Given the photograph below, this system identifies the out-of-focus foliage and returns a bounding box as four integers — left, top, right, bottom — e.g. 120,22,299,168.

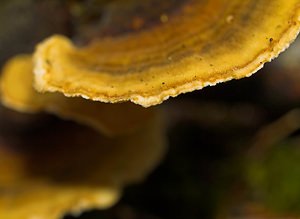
247,140,300,213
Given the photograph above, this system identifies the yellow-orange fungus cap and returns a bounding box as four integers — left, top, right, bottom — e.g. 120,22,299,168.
33,0,300,107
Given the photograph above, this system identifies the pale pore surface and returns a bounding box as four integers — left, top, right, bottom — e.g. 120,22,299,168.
33,0,300,107
0,55,154,136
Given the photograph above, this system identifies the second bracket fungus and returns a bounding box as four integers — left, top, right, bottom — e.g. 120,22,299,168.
0,114,165,219
0,56,166,218
33,0,300,107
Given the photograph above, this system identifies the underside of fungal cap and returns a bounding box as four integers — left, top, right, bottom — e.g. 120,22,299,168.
34,0,300,107
0,55,155,136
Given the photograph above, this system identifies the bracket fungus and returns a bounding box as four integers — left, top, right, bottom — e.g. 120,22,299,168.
33,0,300,107
0,113,166,219
1,0,300,218
0,54,166,218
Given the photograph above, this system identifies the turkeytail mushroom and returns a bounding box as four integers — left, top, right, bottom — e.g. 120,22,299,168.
1,0,300,218
33,0,300,107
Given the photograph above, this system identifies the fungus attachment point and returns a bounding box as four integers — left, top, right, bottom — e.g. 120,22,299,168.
33,0,300,107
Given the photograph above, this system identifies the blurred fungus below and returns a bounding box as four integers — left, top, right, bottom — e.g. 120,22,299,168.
1,0,300,218
0,113,165,219
0,54,166,218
